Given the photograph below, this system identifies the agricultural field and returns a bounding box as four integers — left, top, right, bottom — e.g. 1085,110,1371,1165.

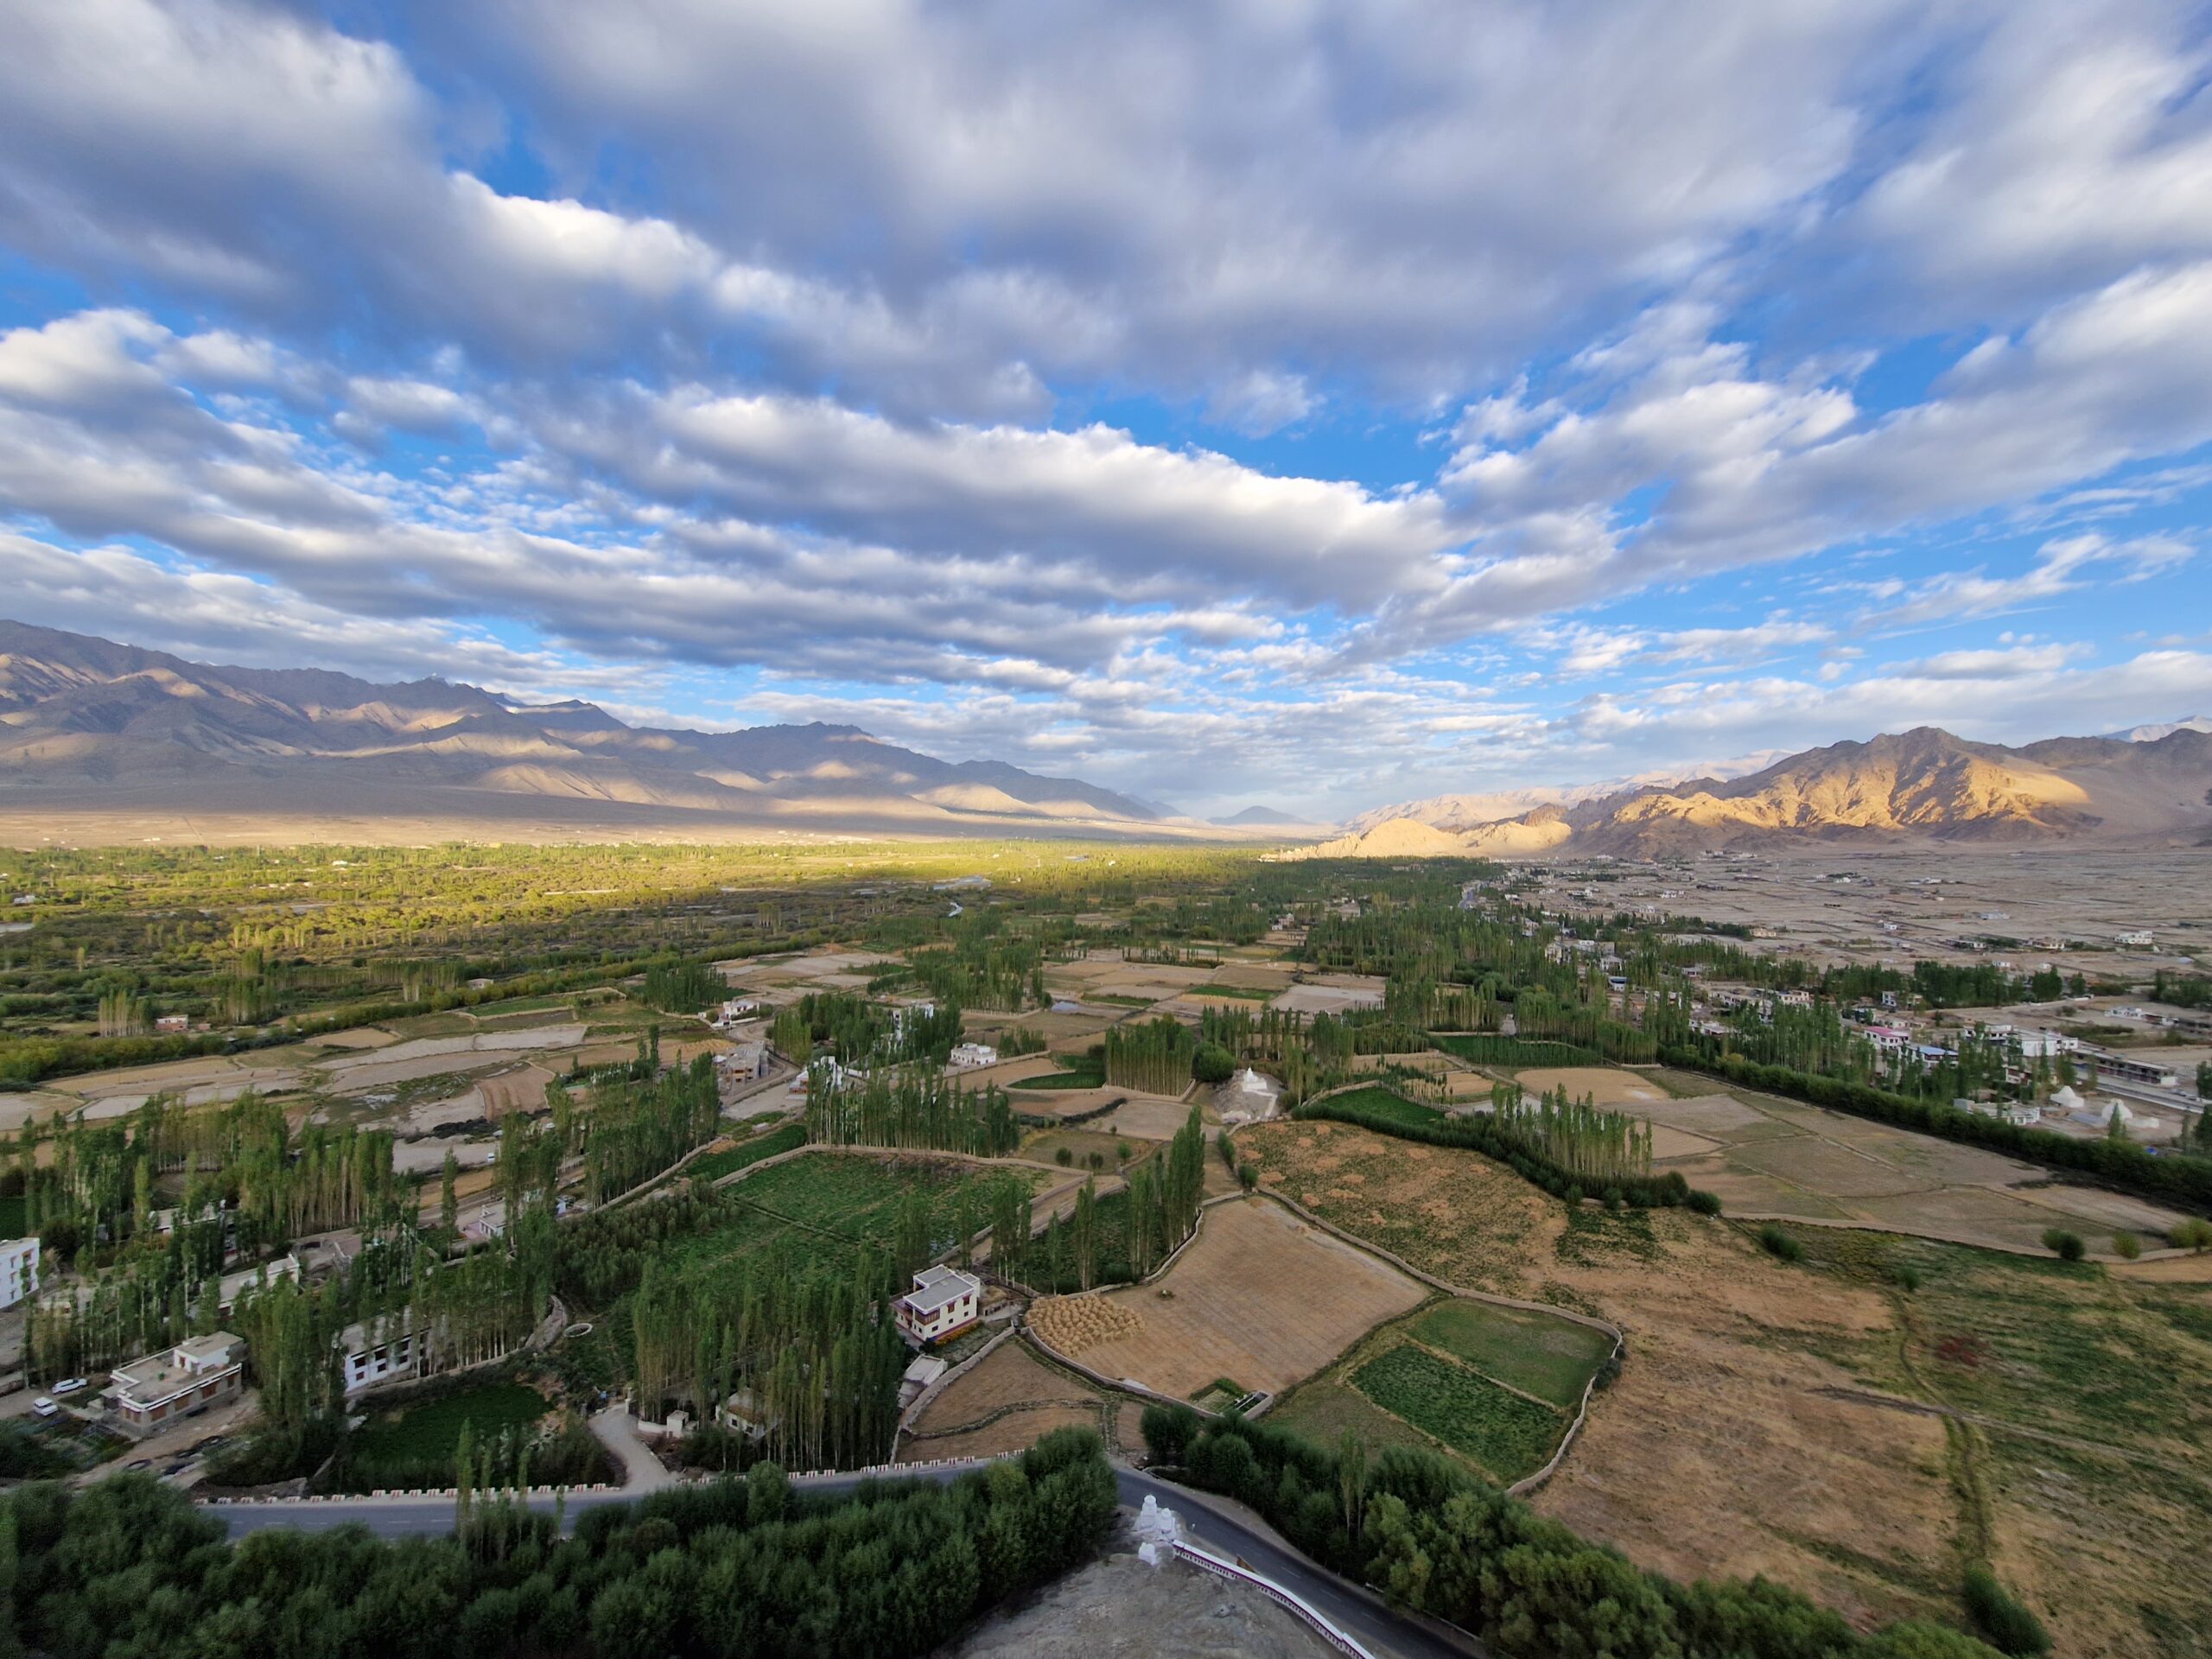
1037,1196,1425,1399
1625,1065,2198,1255
1238,1116,1553,1293
1349,1341,1567,1483
1403,1299,1614,1409
898,1341,1110,1463
671,1150,1037,1289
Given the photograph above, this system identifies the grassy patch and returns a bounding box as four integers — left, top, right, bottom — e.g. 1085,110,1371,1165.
689,1122,805,1182
1014,1056,1107,1090
1407,1300,1613,1409
1308,1085,1444,1128
1269,1377,1439,1457
347,1381,549,1478
1189,984,1277,1001
1351,1342,1565,1482
1554,1203,1664,1266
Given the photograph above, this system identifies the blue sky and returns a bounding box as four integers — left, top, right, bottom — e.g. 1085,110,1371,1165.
2,1,2209,819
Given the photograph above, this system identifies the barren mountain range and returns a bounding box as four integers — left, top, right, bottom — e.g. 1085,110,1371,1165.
1310,726,2212,857
7,622,2210,852
0,620,1167,840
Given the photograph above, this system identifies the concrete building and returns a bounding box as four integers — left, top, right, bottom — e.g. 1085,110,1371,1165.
896,1265,982,1347
899,1353,949,1408
338,1309,423,1395
216,1254,301,1314
948,1042,999,1070
107,1333,245,1436
0,1236,39,1310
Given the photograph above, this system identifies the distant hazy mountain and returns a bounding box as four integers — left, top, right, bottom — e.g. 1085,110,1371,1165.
2107,715,2212,742
1309,726,2212,857
0,620,1162,835
1208,804,1330,828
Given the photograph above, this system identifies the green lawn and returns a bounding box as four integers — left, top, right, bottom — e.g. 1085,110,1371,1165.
1351,1343,1566,1483
1407,1300,1613,1409
348,1381,550,1475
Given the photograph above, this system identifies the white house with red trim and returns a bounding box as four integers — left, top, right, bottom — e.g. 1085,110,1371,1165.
896,1265,982,1347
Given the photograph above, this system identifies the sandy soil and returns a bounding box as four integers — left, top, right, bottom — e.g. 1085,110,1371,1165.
1065,1198,1425,1399
911,1342,1097,1433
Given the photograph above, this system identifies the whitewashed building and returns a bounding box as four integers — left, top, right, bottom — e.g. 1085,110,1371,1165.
948,1042,999,1070
896,1265,982,1347
0,1237,39,1310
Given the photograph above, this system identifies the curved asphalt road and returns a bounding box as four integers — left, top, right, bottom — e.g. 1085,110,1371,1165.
209,1462,1476,1659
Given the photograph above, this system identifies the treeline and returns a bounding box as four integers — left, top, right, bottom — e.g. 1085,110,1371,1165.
11,1088,406,1281
0,1427,1119,1659
1142,1408,2006,1659
804,1066,1020,1157
577,1055,724,1204
1104,1014,1196,1093
1017,1105,1208,1291
1298,1089,1704,1212
1495,1084,1654,1185
641,954,726,1013
769,992,963,1069
1662,1046,2212,1212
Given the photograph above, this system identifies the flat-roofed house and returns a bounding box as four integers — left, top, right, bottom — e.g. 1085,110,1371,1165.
895,1265,982,1347
0,1236,39,1310
108,1333,245,1436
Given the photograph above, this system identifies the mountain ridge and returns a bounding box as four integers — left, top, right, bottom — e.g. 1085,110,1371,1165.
0,620,1166,836
1307,725,2212,857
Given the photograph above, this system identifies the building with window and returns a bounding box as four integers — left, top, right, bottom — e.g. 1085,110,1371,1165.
0,1237,39,1310
895,1265,982,1347
107,1333,245,1436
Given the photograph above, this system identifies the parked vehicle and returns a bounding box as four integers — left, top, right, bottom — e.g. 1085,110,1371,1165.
30,1397,57,1417
51,1377,87,1397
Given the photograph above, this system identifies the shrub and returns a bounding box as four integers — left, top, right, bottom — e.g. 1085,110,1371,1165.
1192,1042,1237,1085
2109,1230,2140,1261
1237,1162,1260,1192
1686,1188,1722,1217
1601,1186,1624,1212
2170,1217,2212,1253
1758,1224,1803,1263
1963,1564,2051,1656
1054,1147,1072,1166
2039,1228,2085,1262
1891,1263,1923,1293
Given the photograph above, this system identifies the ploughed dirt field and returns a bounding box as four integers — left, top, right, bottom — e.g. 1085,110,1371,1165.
1034,1196,1425,1401
1512,1065,1671,1105
1235,1115,2212,1656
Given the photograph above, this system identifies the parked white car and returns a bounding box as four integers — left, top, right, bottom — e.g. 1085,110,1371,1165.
30,1396,57,1417
51,1377,87,1397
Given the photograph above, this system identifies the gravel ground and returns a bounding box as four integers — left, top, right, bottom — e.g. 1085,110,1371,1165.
950,1539,1339,1658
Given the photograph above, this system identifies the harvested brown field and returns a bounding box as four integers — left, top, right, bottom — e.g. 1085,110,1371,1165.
896,1406,1102,1462
1243,1126,1961,1633
906,1341,1098,1443
1238,1118,1552,1293
1513,1065,1669,1105
1029,1294,1143,1355
1064,1198,1425,1399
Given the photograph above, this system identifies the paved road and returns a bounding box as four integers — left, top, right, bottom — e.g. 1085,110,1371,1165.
210,1461,1475,1659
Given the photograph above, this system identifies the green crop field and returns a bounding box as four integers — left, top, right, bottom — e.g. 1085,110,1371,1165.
1351,1342,1566,1482
1013,1057,1106,1090
1307,1085,1444,1128
688,1122,805,1182
1407,1300,1614,1409
672,1153,1032,1289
